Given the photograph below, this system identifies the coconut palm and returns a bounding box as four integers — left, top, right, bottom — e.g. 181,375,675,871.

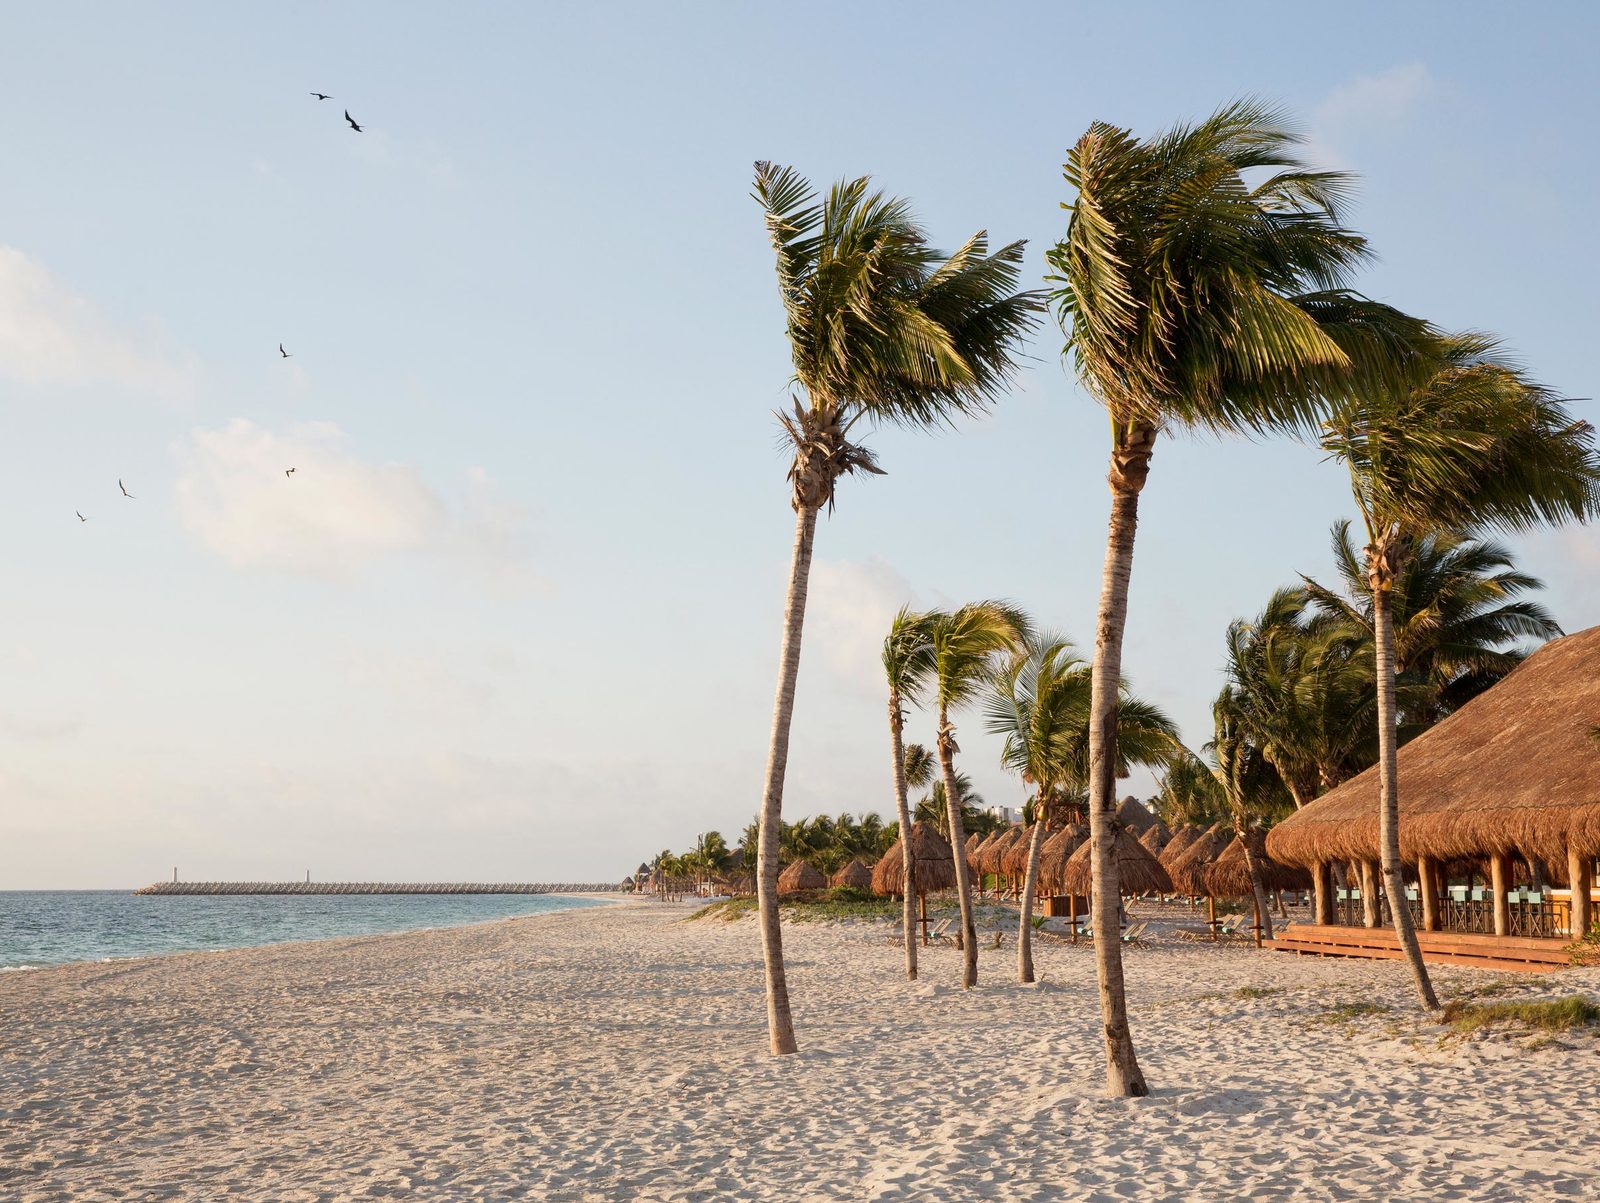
1151,755,1228,828
1304,520,1564,724
1045,100,1427,1095
882,607,937,980
984,635,1178,982
927,602,1031,987
750,164,1042,1055
914,774,986,840
1205,695,1296,939
1318,330,1600,1009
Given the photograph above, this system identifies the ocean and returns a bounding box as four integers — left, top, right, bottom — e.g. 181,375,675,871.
0,890,608,970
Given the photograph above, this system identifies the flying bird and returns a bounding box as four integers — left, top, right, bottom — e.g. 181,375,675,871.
279,343,292,358
76,511,88,523
344,109,363,133
285,467,296,479
119,479,134,499
310,92,333,101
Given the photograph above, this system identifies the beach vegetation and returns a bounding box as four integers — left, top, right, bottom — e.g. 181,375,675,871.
1439,996,1600,1035
750,162,1042,1054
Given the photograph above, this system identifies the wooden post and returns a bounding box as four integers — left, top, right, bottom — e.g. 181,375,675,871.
1360,860,1381,928
1418,854,1439,932
1069,892,1078,945
1208,894,1217,942
1312,861,1333,925
1490,852,1510,937
1252,893,1262,949
1568,846,1593,939
919,892,929,947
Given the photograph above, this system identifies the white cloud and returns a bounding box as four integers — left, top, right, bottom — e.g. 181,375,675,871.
173,418,529,579
805,557,918,695
0,245,193,399
1305,63,1435,170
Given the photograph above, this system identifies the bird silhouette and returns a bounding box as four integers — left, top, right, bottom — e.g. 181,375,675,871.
76,511,88,523
119,479,134,499
344,110,363,133
279,343,292,358
310,92,333,101
285,468,296,479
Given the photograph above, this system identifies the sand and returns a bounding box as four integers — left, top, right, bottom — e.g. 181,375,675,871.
4,898,1599,1202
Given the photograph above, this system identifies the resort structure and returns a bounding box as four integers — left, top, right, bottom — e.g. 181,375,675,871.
1268,625,1600,970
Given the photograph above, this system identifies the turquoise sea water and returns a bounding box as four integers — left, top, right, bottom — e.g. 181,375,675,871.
0,890,608,970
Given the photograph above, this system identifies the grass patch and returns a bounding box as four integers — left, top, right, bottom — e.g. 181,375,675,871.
1440,996,1600,1035
1309,1001,1391,1028
687,887,897,924
1235,986,1284,1000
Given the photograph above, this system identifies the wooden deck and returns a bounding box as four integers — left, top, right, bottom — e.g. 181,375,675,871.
1266,922,1571,973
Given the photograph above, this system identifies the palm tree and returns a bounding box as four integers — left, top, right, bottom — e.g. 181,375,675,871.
914,774,985,840
882,609,937,979
928,602,1030,987
1304,520,1564,724
1318,330,1600,1009
1205,695,1296,939
751,164,1042,1055
984,635,1177,981
1152,755,1228,828
1045,100,1424,1096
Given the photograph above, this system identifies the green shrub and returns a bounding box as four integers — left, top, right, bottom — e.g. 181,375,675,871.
1440,996,1600,1034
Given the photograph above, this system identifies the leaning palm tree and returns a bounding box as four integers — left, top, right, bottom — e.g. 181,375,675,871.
1205,694,1296,939
1045,99,1426,1095
883,608,938,980
1318,330,1600,1009
928,602,1030,987
985,634,1177,982
750,164,1042,1054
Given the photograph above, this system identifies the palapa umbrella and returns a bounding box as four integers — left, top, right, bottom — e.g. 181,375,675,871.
871,823,957,946
980,826,1023,879
1001,825,1039,878
1158,824,1203,870
1138,824,1168,857
777,859,826,896
1037,823,1089,893
1115,796,1159,834
1203,832,1311,947
1058,828,1173,898
870,823,957,896
1165,822,1232,896
830,858,873,890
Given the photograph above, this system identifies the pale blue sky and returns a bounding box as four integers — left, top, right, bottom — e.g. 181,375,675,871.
4,3,1597,887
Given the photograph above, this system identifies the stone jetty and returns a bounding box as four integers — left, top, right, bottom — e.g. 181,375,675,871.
134,881,622,896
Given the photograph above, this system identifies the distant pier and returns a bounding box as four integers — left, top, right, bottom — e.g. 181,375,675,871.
134,881,622,896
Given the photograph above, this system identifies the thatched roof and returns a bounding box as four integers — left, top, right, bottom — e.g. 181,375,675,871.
1058,828,1173,896
977,826,1023,875
830,858,873,890
1137,825,1167,857
636,862,651,878
1268,626,1600,869
1001,825,1040,876
1037,823,1088,892
1116,796,1158,833
1158,823,1202,869
870,823,957,896
1166,822,1231,895
1203,833,1311,897
964,832,983,874
777,859,825,895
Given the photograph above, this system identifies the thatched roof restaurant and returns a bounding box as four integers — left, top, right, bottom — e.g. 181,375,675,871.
830,858,873,890
1058,829,1173,897
777,859,825,895
870,823,957,897
1267,626,1600,950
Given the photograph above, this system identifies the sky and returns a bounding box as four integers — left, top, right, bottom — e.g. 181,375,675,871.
3,3,1598,888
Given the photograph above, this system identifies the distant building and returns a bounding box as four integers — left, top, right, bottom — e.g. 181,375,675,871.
985,805,1023,827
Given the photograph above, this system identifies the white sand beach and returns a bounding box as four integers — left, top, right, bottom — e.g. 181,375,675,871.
5,899,1599,1202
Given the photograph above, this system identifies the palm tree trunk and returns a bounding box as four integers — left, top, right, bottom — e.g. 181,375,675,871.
1371,570,1439,1010
1016,812,1048,982
1237,825,1274,942
756,504,820,1055
936,709,978,987
887,693,919,980
1086,433,1154,1098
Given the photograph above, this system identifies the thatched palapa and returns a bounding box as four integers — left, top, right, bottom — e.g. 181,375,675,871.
870,823,956,896
1116,796,1159,834
1058,829,1173,896
978,826,1022,876
777,859,825,895
1158,824,1202,869
1137,825,1167,857
1037,823,1088,892
1001,825,1039,876
830,858,873,890
1203,834,1312,898
1268,626,1600,870
1166,822,1231,895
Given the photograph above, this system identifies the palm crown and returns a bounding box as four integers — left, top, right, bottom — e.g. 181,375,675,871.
1047,99,1426,441
930,602,1032,713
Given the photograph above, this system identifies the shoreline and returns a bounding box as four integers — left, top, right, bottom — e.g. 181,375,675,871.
5,898,1598,1201
0,890,621,976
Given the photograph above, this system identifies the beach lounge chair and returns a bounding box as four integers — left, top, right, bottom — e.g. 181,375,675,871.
1119,922,1149,946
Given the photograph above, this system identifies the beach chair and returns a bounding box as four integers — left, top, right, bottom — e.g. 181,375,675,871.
1119,922,1149,946
929,919,956,946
